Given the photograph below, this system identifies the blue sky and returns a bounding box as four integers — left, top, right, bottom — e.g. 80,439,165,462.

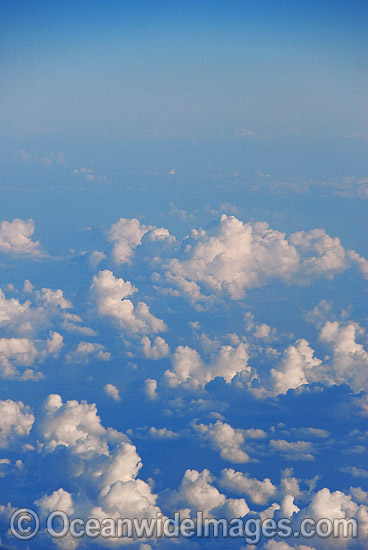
0,2,367,549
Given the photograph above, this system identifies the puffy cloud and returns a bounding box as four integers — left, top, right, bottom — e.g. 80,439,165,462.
35,288,72,309
271,339,322,395
0,218,41,256
280,494,300,517
91,478,161,525
320,321,368,392
104,383,121,401
42,394,115,454
33,394,164,546
165,342,251,389
269,440,315,461
91,270,167,334
41,394,145,487
298,487,368,546
193,420,250,463
0,289,30,331
220,468,277,505
66,342,111,364
171,469,248,519
0,330,63,379
141,336,169,359
289,228,348,278
108,218,173,264
265,543,316,550
348,249,368,279
144,378,158,400
162,216,362,301
35,488,74,517
149,427,178,439
166,215,299,299
0,399,34,448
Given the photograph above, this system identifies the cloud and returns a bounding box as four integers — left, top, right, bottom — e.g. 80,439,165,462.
193,420,251,463
0,218,42,257
144,378,158,400
104,383,121,401
66,342,111,364
141,336,169,359
220,468,277,505
0,399,34,448
270,439,315,461
91,270,167,334
0,332,63,379
163,215,361,301
35,488,74,516
31,394,164,546
165,341,251,389
108,218,173,264
149,427,178,439
171,468,249,519
271,339,322,395
319,321,368,392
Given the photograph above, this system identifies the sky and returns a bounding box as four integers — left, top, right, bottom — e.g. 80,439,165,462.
0,1,367,549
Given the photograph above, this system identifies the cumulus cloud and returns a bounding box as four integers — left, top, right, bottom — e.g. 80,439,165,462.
171,468,249,519
108,218,173,264
66,342,111,364
91,270,167,334
31,394,164,546
193,420,251,463
165,342,251,389
0,218,42,257
298,487,368,547
144,378,158,400
319,321,368,392
0,331,63,379
271,339,322,395
35,488,74,516
0,399,34,448
149,427,178,438
270,439,315,461
104,383,121,401
220,468,277,505
162,215,362,301
141,336,169,359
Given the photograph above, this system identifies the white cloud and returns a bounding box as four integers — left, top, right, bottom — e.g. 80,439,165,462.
220,468,277,505
149,427,178,438
108,218,173,264
34,394,163,546
35,288,72,309
271,339,322,395
165,342,251,389
144,378,158,400
0,400,34,448
163,215,361,301
0,331,63,379
289,228,348,278
91,270,167,334
298,487,368,546
171,468,248,519
104,383,121,401
348,249,368,279
319,321,368,392
0,218,41,257
270,439,315,461
141,336,170,359
35,488,74,517
66,342,111,364
193,420,250,463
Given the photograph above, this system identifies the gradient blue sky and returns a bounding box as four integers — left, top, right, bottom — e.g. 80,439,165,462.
0,3,367,550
